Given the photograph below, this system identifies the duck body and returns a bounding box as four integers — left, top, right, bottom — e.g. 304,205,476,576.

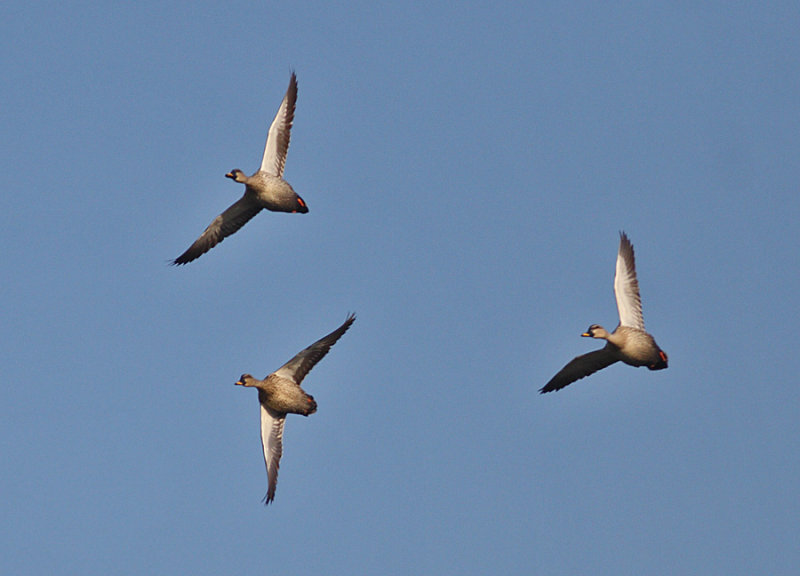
586,324,668,370
237,374,317,416
225,170,307,214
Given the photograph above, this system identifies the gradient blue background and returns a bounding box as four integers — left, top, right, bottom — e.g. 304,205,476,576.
3,2,799,574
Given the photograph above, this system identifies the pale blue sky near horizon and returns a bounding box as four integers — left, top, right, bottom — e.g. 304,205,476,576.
2,2,799,574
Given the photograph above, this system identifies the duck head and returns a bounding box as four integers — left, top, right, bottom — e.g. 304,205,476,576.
225,169,247,182
581,324,610,339
235,374,256,387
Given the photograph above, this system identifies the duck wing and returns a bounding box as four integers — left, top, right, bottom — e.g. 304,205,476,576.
614,232,645,330
260,72,297,178
173,195,262,265
272,313,356,385
258,398,286,505
540,348,618,393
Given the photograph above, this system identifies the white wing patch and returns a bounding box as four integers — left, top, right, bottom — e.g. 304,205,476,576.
614,232,645,330
260,403,286,504
260,73,297,178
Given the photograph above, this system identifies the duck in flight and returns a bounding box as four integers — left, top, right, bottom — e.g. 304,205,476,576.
173,72,308,265
235,314,355,504
540,232,668,393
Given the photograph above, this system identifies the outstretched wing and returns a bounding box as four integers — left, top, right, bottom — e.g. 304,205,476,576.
273,313,356,385
260,72,297,178
259,398,286,505
614,232,645,330
173,195,262,265
540,348,618,393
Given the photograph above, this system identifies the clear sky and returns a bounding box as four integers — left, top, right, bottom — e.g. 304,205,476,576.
2,1,799,574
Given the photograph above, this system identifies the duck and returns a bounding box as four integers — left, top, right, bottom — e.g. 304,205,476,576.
235,313,355,504
540,232,668,393
173,72,308,265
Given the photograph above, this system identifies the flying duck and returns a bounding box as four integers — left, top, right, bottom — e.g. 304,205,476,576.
173,72,308,265
541,232,668,393
236,313,355,504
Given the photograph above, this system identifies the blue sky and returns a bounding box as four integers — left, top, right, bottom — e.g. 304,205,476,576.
2,1,799,574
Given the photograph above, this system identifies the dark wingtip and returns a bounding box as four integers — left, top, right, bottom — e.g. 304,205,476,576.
619,231,636,257
341,312,357,332
172,246,205,265
171,254,193,266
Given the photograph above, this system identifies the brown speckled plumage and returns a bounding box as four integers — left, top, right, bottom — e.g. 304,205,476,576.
235,313,355,504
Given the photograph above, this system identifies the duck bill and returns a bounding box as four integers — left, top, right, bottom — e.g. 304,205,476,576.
581,332,591,337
